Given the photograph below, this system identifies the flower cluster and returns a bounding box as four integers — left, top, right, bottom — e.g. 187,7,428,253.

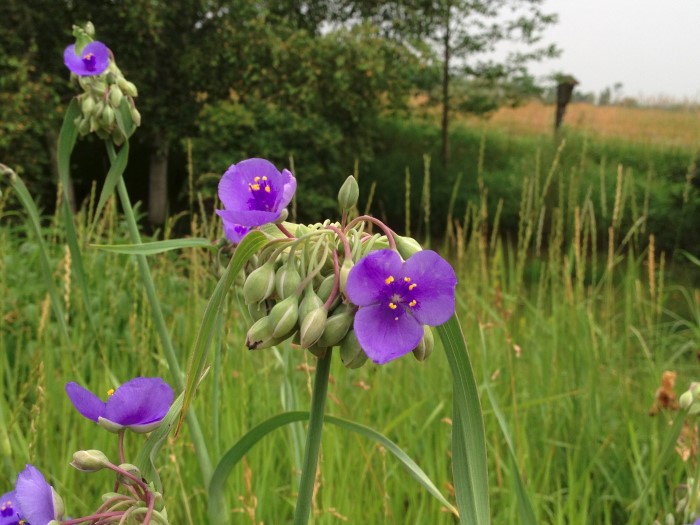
219,158,458,365
63,22,140,144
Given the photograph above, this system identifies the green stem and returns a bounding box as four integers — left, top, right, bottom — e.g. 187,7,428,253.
108,143,212,484
293,350,332,525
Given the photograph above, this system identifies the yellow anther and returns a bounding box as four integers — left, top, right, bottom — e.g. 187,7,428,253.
107,388,115,397
84,53,94,60
404,277,411,282
408,283,417,291
264,185,271,193
262,176,268,181
385,275,394,285
254,176,261,182
388,302,397,310
409,300,417,307
249,183,260,191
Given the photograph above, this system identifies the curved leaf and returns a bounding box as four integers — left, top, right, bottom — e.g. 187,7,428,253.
88,140,130,238
92,237,215,255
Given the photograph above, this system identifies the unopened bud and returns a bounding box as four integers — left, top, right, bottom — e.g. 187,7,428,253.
118,79,138,97
71,449,110,472
78,118,91,136
394,235,423,259
269,296,299,338
317,304,354,347
299,306,328,348
299,288,324,324
84,21,95,36
338,258,354,295
338,175,359,212
276,264,302,299
101,105,115,127
339,329,368,369
243,262,276,304
109,84,124,108
412,326,434,361
246,316,274,350
130,106,141,127
317,274,336,303
81,95,95,116
116,463,141,486
111,126,125,146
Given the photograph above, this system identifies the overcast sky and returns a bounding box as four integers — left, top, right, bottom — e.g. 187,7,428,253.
523,0,700,102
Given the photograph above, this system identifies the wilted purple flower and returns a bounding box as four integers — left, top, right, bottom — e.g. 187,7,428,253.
13,465,60,525
66,377,174,433
217,158,296,243
63,41,110,76
346,249,457,364
0,491,23,525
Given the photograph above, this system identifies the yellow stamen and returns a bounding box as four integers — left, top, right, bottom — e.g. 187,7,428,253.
254,176,261,182
107,388,115,397
404,277,411,282
408,283,417,290
249,183,260,191
264,185,271,193
385,275,394,285
409,300,417,307
262,176,268,180
388,302,397,310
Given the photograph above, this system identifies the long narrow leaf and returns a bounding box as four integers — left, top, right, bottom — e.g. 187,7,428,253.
56,98,99,336
2,165,70,344
92,237,215,255
88,140,130,238
208,411,457,523
177,231,268,433
437,315,490,524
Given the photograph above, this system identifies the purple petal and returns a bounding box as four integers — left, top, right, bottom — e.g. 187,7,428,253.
221,220,250,243
216,208,281,228
218,158,285,211
63,41,110,76
346,249,403,307
65,382,106,422
278,169,297,209
402,250,457,326
0,491,23,525
104,377,174,427
14,465,55,525
353,304,424,364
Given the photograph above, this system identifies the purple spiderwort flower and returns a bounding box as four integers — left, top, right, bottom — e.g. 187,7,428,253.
13,465,62,525
346,249,457,364
0,491,23,525
216,158,296,243
66,377,174,433
63,41,110,76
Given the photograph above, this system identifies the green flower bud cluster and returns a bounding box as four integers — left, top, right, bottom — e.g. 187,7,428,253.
240,220,431,367
70,23,140,145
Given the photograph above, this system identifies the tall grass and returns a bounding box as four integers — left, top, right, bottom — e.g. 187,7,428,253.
1,133,699,523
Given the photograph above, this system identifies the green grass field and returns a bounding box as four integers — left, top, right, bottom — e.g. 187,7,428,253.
1,117,699,523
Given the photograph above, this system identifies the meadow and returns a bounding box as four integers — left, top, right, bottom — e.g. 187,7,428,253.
1,101,700,524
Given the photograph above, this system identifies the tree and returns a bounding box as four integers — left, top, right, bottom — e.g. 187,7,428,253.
336,0,558,166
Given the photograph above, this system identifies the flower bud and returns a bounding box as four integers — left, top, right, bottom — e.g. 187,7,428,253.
275,264,302,299
338,258,354,296
116,463,141,486
130,106,142,127
412,326,434,361
71,449,110,472
243,262,276,304
306,343,328,358
84,21,95,36
78,118,91,136
81,95,95,116
338,175,359,212
109,84,124,108
246,316,274,350
339,329,368,369
394,235,423,259
269,296,299,339
299,306,328,348
118,78,138,97
317,304,354,348
299,288,324,324
101,105,115,127
92,100,105,119
111,126,125,146
317,274,336,303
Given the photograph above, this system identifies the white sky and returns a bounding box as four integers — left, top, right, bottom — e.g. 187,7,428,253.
524,0,700,102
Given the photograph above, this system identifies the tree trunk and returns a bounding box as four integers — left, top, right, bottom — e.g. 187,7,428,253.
47,130,76,212
148,137,169,226
441,10,450,169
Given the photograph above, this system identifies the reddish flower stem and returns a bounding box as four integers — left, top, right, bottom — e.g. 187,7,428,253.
61,511,124,524
276,223,295,238
345,215,396,250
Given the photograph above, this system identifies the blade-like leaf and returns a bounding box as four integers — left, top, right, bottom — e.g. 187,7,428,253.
134,391,185,493
92,237,215,255
88,141,130,238
177,231,268,434
2,165,70,344
208,411,457,523
437,315,490,524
